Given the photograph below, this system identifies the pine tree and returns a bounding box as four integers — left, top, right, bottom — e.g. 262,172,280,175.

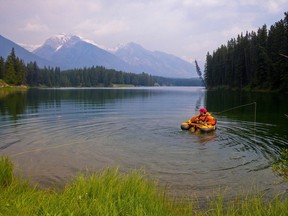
204,12,288,92
0,56,4,80
4,48,17,84
26,61,40,86
15,58,26,85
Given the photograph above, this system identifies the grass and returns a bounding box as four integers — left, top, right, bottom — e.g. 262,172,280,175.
0,156,288,215
272,148,288,181
112,84,135,87
0,157,14,187
0,80,28,99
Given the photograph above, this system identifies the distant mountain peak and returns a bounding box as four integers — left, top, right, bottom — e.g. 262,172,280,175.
113,42,196,77
0,34,57,67
124,42,144,48
124,43,148,52
110,42,145,53
42,33,81,51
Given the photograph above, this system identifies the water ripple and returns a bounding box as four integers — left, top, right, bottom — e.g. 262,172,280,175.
1,87,287,199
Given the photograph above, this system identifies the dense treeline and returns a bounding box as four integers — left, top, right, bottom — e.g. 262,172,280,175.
0,48,201,87
0,50,155,87
153,76,202,86
204,12,288,93
60,68,155,87
0,48,26,86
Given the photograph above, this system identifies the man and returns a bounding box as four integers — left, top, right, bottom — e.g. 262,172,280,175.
189,108,216,126
180,107,217,132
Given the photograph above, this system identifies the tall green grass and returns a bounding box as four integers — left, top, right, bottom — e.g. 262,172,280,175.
0,156,287,215
0,156,14,187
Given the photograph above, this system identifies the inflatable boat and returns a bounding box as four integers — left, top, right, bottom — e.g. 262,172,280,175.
181,121,216,133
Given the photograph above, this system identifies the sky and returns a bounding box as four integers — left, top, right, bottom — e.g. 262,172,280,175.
1,0,287,68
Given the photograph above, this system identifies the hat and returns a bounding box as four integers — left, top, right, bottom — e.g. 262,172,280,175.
199,108,207,113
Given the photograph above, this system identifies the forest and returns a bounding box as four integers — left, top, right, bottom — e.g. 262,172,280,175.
204,12,288,93
0,48,201,87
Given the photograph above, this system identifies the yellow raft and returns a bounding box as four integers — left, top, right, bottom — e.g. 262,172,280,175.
181,121,216,133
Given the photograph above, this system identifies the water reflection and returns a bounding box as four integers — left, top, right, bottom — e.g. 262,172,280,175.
0,90,27,120
0,88,156,120
0,87,287,198
206,89,288,125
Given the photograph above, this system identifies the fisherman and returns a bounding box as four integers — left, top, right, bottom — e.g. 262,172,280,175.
180,107,217,132
189,108,216,126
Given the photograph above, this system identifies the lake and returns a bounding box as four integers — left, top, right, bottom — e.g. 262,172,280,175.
0,87,287,199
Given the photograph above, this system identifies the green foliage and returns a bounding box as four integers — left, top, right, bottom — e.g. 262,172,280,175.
0,156,14,187
41,169,184,215
0,157,192,215
59,67,156,87
205,12,288,93
0,57,4,80
1,156,288,215
153,76,202,86
3,48,26,85
272,148,288,181
1,48,201,88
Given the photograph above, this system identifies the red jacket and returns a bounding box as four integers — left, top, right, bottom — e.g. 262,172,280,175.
190,112,216,126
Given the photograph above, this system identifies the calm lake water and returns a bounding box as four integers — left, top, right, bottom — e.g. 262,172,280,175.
0,87,287,199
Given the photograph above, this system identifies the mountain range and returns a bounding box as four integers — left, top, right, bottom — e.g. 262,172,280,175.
0,35,56,68
0,34,197,78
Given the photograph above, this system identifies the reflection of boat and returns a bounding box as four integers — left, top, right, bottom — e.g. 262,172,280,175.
181,122,216,133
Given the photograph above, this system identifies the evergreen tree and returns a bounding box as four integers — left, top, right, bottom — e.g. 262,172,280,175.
15,58,26,85
55,67,61,87
204,12,288,92
26,61,40,86
255,25,270,88
0,56,4,80
4,48,17,84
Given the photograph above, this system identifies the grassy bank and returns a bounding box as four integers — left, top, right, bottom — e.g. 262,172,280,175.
0,156,287,215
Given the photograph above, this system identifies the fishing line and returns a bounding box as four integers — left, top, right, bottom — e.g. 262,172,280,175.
214,102,257,144
214,102,257,115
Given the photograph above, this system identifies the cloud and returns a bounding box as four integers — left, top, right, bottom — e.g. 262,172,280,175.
0,0,287,68
237,0,288,13
21,22,49,32
265,0,287,13
75,19,129,36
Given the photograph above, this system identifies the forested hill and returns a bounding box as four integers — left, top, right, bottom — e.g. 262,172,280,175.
0,48,202,87
204,12,288,93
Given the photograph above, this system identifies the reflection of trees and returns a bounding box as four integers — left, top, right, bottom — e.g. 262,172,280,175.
205,89,287,124
0,88,156,119
27,88,154,106
0,89,27,120
194,91,205,112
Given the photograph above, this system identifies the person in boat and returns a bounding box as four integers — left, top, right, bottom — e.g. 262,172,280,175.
189,108,216,126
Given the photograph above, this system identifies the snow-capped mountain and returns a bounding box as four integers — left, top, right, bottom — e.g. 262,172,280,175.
1,33,197,78
113,42,196,78
33,34,132,71
33,33,81,59
0,35,56,68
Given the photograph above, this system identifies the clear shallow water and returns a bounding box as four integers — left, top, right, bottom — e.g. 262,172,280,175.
0,87,287,198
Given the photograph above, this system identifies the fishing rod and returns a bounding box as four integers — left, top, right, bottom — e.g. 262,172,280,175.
214,102,257,115
279,53,288,59
213,102,257,131
214,102,257,144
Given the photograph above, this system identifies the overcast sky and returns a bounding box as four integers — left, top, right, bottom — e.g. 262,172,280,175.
1,0,287,67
